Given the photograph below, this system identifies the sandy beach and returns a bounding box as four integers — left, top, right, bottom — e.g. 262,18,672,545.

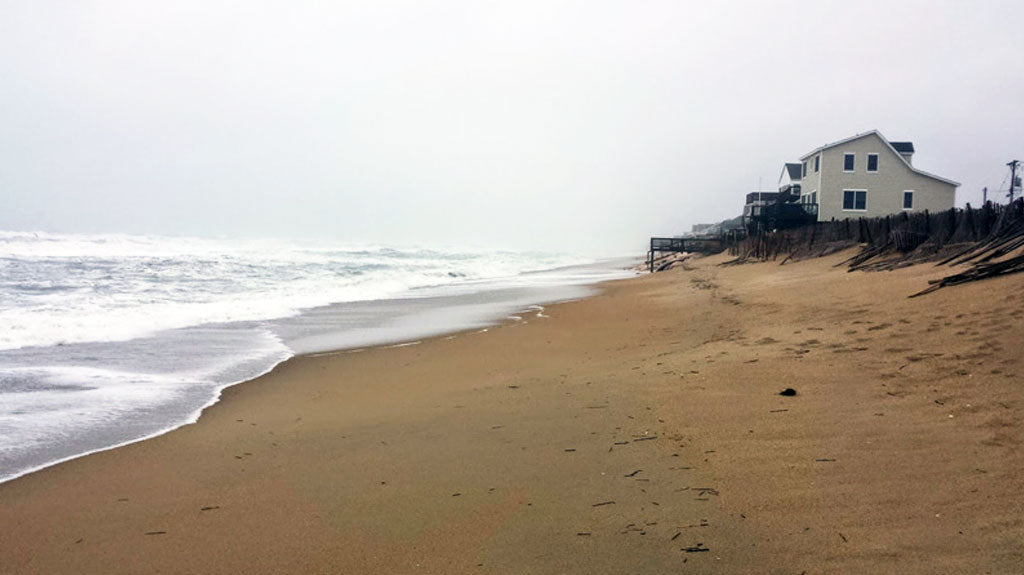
2,251,1023,574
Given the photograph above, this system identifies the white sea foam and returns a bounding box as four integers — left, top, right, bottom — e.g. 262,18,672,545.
0,354,290,484
385,341,421,348
0,327,293,483
0,367,186,449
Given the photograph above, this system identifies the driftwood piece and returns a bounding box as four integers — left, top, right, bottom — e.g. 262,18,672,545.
911,252,1024,297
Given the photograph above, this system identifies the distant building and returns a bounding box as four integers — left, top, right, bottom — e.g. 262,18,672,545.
743,191,780,220
685,217,745,238
742,164,803,222
743,190,815,232
795,130,959,221
778,162,803,196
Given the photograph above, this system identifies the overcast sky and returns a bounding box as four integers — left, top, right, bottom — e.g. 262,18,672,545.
1,1,1022,255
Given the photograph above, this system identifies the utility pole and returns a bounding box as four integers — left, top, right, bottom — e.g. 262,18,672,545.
983,186,988,204
1009,160,1021,203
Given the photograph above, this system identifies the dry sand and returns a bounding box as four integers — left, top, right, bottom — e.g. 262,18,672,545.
2,251,1023,574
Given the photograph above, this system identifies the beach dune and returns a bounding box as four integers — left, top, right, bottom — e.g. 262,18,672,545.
2,251,1023,574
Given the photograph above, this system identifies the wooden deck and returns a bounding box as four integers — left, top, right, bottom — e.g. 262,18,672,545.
647,236,724,272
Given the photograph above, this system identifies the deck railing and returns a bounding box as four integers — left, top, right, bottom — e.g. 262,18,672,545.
747,202,818,230
647,236,725,271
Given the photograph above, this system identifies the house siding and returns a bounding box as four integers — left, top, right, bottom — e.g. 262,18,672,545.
811,133,955,222
802,154,822,206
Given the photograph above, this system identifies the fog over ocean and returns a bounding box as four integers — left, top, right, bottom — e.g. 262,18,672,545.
0,231,634,482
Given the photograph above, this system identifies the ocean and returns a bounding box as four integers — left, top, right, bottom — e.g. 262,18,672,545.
0,231,634,483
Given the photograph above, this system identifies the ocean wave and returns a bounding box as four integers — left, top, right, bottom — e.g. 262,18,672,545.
0,231,592,350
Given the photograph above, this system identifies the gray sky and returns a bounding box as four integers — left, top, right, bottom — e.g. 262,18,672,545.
2,1,1022,255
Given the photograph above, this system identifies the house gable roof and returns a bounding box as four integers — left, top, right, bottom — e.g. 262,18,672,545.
779,163,802,185
798,130,960,187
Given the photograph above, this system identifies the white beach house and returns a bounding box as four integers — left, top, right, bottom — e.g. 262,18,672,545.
793,130,959,221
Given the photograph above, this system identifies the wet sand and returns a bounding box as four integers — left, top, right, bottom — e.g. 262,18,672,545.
2,251,1023,574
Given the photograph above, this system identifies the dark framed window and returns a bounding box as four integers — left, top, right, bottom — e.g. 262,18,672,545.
814,155,819,172
867,154,878,172
903,191,914,209
802,162,807,178
843,190,867,210
843,153,855,171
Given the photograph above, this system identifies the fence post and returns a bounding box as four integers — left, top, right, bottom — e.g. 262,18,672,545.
964,203,976,240
943,207,957,246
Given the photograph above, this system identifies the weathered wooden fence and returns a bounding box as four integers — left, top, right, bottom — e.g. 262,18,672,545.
730,201,1022,265
726,200,1024,295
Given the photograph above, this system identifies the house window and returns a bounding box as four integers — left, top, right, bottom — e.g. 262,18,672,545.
802,162,807,178
811,191,817,205
842,190,867,211
867,154,878,172
843,153,855,172
903,191,914,210
814,155,819,172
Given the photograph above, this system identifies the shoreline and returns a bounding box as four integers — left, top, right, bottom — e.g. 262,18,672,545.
0,274,629,486
0,232,636,488
3,252,1023,573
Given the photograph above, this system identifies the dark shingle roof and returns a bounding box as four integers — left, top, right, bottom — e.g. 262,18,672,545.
890,141,915,154
785,163,802,180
